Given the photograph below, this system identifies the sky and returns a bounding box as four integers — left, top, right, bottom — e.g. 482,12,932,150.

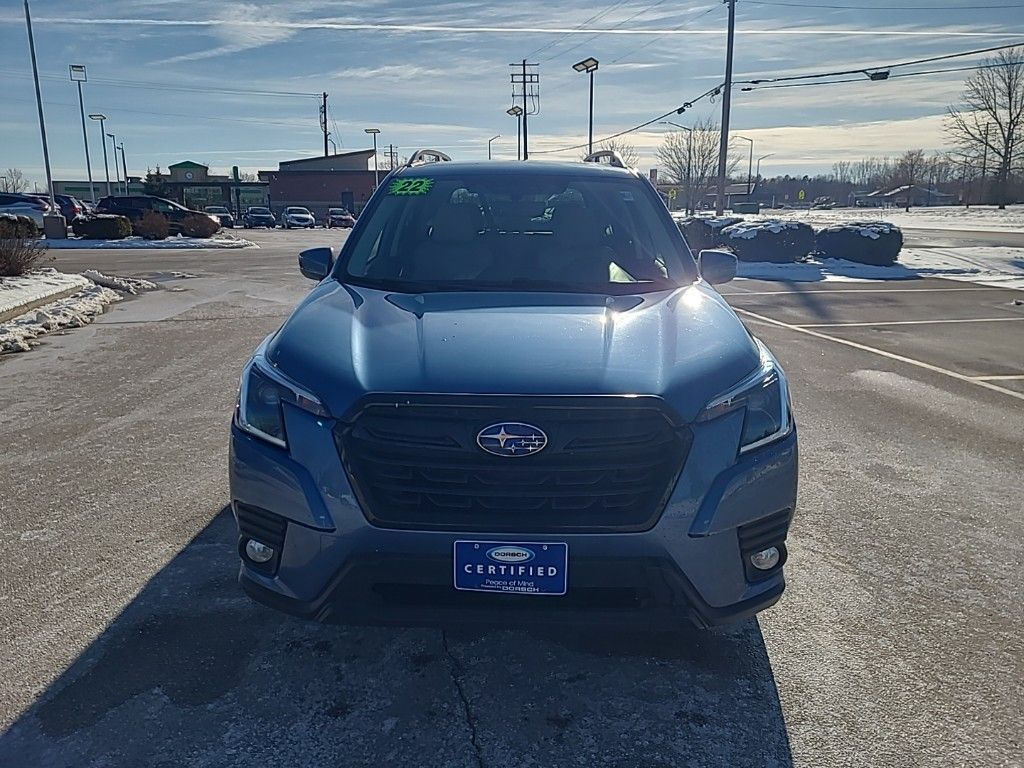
0,0,1021,186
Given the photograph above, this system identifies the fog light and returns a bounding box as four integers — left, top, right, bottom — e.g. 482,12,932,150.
750,546,780,571
245,539,275,564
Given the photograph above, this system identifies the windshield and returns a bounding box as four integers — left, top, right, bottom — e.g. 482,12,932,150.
206,206,228,213
286,207,310,214
339,170,696,294
249,207,271,214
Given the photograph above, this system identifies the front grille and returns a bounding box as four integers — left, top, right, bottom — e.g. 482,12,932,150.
337,397,690,533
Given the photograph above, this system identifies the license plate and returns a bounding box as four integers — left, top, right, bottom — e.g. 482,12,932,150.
453,541,568,595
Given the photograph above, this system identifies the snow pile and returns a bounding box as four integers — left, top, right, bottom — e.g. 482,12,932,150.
819,221,901,240
724,219,806,241
754,205,1024,232
41,233,258,250
701,216,745,231
82,269,158,294
0,268,89,317
0,284,121,353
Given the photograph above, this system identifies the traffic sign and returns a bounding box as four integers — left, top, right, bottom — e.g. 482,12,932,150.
798,189,806,201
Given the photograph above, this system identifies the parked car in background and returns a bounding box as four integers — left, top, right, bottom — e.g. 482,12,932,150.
242,207,277,228
95,195,220,235
282,206,316,229
204,205,236,228
0,193,50,231
325,208,356,228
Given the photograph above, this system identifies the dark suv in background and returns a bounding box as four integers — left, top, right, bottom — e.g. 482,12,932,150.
242,206,277,228
96,195,218,235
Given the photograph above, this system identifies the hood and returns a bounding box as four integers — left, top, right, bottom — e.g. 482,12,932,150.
266,283,760,422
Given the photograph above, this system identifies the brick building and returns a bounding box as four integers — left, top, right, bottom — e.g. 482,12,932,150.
258,151,378,218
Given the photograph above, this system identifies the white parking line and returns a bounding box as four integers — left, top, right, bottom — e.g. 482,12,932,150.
797,317,1024,328
734,307,1024,403
972,374,1024,381
723,287,1000,296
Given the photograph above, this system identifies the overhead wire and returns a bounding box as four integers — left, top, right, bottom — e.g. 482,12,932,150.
531,83,723,154
740,58,1023,90
742,0,1024,9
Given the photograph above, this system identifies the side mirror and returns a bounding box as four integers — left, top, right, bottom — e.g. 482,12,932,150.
698,249,737,285
298,246,334,281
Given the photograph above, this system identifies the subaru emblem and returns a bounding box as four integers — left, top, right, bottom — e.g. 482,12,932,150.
476,422,548,458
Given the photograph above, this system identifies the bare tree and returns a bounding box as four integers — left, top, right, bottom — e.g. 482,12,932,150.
655,117,736,213
893,149,927,187
946,47,1024,208
831,161,854,184
1,168,29,193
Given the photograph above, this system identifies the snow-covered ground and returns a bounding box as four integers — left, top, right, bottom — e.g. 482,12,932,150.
736,247,1024,290
0,284,121,353
751,205,1024,232
0,268,159,354
40,233,258,249
0,268,90,318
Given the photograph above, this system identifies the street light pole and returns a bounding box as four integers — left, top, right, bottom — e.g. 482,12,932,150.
70,65,96,202
89,114,110,196
755,152,774,181
506,106,523,161
24,0,64,236
107,133,121,192
364,128,381,188
735,135,754,200
118,143,128,195
488,135,501,160
573,58,600,155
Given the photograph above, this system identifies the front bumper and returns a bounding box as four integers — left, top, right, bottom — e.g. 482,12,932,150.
229,403,798,629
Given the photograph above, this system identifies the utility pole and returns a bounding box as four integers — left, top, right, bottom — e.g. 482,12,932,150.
24,0,64,236
320,92,329,158
980,122,990,205
715,0,737,216
510,60,538,160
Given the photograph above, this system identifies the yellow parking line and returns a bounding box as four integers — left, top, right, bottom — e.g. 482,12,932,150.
734,307,1024,403
797,317,1024,328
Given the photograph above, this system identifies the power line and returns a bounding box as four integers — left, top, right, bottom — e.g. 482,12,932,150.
740,58,1024,90
737,40,1024,84
531,83,723,154
540,0,675,64
743,0,1024,9
525,0,633,59
0,68,319,99
610,4,721,64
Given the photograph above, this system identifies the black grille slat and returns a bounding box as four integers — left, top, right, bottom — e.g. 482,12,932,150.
337,397,691,533
236,504,287,548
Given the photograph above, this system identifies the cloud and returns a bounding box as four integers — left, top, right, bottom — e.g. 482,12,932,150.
156,4,297,64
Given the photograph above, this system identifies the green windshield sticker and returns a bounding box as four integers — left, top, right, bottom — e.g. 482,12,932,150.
389,178,434,196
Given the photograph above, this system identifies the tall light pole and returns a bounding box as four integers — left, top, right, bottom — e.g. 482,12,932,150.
89,114,110,196
735,135,754,199
506,106,523,161
24,0,64,236
573,57,599,155
660,120,693,214
488,135,501,160
716,0,737,215
118,143,128,195
69,64,96,202
364,128,380,188
755,153,774,182
107,132,122,193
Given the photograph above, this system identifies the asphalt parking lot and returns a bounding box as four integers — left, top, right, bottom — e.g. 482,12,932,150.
1,227,1021,767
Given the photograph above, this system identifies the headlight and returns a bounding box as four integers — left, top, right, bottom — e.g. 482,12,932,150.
698,345,792,454
235,358,327,448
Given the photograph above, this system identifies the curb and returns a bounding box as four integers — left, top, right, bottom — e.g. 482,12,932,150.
0,285,89,324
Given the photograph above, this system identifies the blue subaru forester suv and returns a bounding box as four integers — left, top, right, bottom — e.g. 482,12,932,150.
229,150,797,628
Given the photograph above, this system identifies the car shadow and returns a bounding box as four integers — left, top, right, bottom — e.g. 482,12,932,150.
1,507,794,768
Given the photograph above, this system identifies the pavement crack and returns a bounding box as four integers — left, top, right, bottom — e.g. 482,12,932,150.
441,629,485,768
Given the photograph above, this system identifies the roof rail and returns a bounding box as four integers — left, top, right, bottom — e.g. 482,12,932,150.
583,150,628,169
405,149,452,168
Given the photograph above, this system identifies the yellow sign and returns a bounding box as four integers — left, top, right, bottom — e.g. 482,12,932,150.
798,189,806,201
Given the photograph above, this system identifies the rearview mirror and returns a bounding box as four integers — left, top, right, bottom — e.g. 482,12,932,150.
698,249,737,285
298,247,334,281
